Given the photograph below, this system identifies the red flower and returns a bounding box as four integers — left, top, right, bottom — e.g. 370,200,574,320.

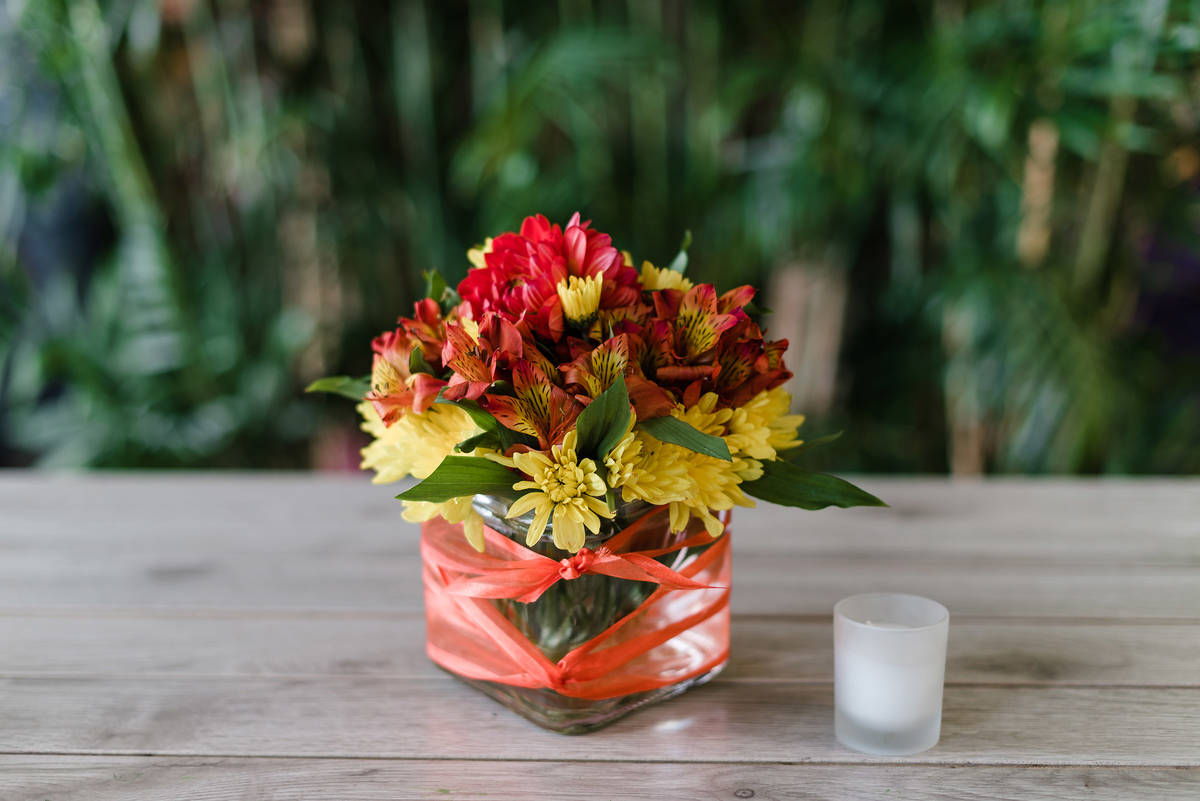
638,283,791,407
365,328,446,423
401,298,447,363
458,213,640,341
439,313,526,402
479,361,583,449
560,334,675,419
652,284,740,360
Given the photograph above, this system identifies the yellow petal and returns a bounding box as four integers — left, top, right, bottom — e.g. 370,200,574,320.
581,494,614,519
669,501,690,533
526,503,552,547
464,514,486,552
506,492,545,519
552,507,586,553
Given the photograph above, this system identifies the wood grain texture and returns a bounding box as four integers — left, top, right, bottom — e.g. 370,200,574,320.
4,474,1198,561
3,475,1197,618
3,547,1198,616
1,615,1197,687
2,677,1199,766
3,474,1199,800
4,756,1199,801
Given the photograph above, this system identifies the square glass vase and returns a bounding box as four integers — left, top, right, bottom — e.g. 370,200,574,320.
423,495,730,734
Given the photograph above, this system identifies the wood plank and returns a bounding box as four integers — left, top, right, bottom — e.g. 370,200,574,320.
1,546,1196,617
1,677,1197,766
4,755,1198,801
3,475,1198,617
2,615,1198,687
3,475,1198,564
0,473,393,554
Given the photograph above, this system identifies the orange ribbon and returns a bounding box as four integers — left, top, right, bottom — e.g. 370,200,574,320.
432,513,722,603
421,506,732,700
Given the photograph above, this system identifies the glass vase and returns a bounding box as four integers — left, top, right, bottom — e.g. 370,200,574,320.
424,495,731,734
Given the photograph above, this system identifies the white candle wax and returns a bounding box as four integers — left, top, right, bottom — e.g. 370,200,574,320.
833,593,949,755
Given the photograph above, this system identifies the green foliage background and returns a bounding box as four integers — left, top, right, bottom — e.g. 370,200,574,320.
2,0,1198,473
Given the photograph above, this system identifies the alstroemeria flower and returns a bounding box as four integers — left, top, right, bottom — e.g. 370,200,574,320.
710,314,792,407
653,284,739,360
365,328,446,423
438,312,528,403
401,298,448,363
480,361,583,449
561,334,675,418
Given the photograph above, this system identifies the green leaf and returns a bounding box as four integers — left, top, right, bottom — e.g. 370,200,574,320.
424,269,446,302
574,375,632,459
409,347,435,376
742,460,886,510
784,430,844,458
396,456,519,502
668,229,693,273
423,269,460,314
639,415,731,461
455,431,500,453
436,396,537,451
305,375,370,400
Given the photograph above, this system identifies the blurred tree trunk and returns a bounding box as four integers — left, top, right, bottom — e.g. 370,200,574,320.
1073,0,1167,292
769,256,847,417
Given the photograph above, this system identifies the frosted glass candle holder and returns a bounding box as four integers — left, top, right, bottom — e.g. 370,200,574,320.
834,593,949,755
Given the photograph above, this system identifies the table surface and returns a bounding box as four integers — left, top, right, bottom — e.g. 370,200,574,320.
2,474,1198,800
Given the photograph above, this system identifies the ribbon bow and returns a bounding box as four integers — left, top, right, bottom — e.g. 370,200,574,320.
423,509,726,604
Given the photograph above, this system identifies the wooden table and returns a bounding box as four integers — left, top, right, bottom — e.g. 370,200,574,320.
2,474,1197,799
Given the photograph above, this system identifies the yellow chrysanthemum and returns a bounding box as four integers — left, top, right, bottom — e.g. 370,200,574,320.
603,430,641,488
505,431,614,552
639,260,694,292
358,401,488,551
673,392,733,436
666,448,756,537
606,430,692,507
653,393,754,537
359,401,477,482
621,250,634,267
466,237,494,268
402,497,486,551
725,387,805,459
556,274,603,326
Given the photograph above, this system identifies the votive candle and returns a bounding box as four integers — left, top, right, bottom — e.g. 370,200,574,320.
833,593,949,755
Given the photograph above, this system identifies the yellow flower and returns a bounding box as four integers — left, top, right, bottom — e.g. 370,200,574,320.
724,387,805,460
666,448,755,537
725,407,776,459
505,431,614,552
467,237,494,268
746,387,805,451
673,392,732,436
358,401,487,550
606,430,692,506
556,274,603,326
359,401,478,483
621,249,634,267
639,260,693,291
650,393,754,537
402,497,486,551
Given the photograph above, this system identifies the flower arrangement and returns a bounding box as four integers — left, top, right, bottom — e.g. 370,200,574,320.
310,212,882,731
313,212,881,549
